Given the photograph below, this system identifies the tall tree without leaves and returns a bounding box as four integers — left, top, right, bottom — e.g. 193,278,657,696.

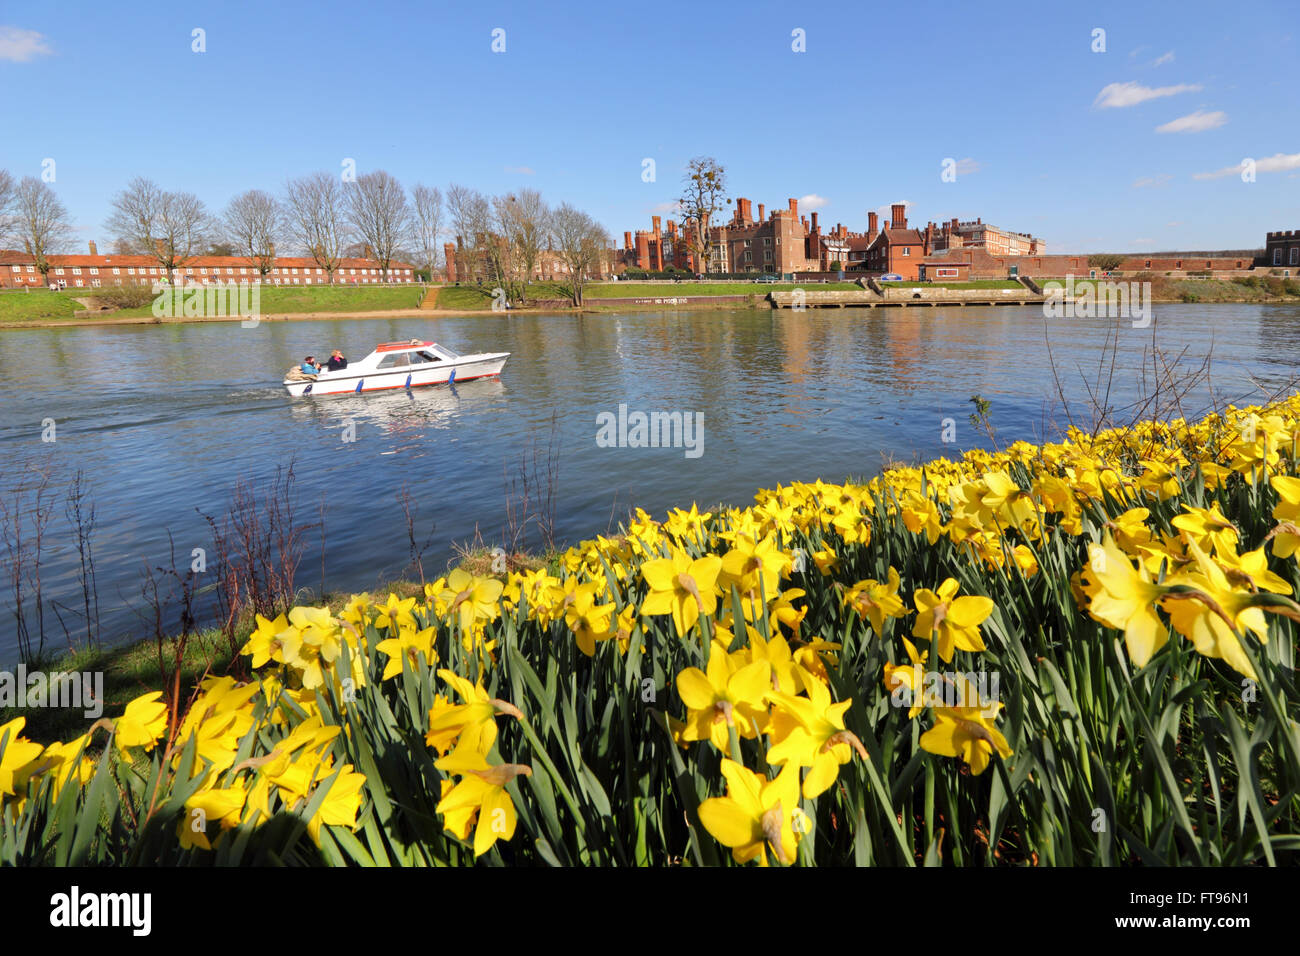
446,183,491,285
0,169,16,247
12,177,72,282
678,157,730,275
223,189,282,278
494,188,549,304
345,170,412,282
105,177,211,285
551,202,611,306
283,172,351,283
411,184,444,281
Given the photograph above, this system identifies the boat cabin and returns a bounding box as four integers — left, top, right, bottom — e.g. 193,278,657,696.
370,340,461,368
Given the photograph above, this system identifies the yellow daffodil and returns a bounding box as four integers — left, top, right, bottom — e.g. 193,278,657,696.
1082,534,1170,668
844,567,906,635
640,549,722,638
911,578,994,663
765,679,868,799
675,655,771,750
698,759,805,866
919,679,1013,776
435,739,532,857
115,691,170,753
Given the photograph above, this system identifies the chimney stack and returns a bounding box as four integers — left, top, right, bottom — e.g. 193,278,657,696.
868,211,878,235
788,197,798,217
758,203,765,221
88,240,98,256
811,211,819,233
443,242,458,281
891,203,906,228
624,231,633,250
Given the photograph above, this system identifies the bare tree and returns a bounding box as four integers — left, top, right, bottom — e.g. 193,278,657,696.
345,170,411,281
12,177,72,283
223,189,281,277
495,188,549,301
0,169,16,246
551,202,611,306
283,172,350,283
412,184,444,281
446,183,491,285
105,177,211,284
678,157,729,275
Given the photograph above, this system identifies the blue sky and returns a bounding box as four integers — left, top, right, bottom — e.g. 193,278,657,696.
0,0,1295,253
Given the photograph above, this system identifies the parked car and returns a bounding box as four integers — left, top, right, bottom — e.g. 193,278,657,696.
881,273,903,281
754,274,780,283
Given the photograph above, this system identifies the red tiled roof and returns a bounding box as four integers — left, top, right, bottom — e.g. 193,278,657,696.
883,229,924,245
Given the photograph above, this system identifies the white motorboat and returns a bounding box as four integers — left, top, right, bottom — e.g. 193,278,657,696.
283,340,509,397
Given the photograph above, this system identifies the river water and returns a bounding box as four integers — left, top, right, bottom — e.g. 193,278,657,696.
2,303,1299,663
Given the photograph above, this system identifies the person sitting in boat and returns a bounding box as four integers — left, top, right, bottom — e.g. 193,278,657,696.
326,349,348,371
300,356,321,374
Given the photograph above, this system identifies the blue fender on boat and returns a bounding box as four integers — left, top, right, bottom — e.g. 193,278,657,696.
303,383,312,395
448,368,456,384
355,379,364,393
405,373,412,388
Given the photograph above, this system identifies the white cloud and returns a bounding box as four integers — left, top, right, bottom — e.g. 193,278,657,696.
504,165,535,175
1193,151,1300,180
1156,109,1227,134
1152,51,1175,67
0,26,52,62
1093,80,1202,108
650,200,682,214
953,157,981,175
1166,221,1184,227
1133,173,1172,188
798,194,829,210
874,200,913,219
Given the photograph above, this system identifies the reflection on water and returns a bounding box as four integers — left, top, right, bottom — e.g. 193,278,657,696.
2,303,1300,661
289,379,508,448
